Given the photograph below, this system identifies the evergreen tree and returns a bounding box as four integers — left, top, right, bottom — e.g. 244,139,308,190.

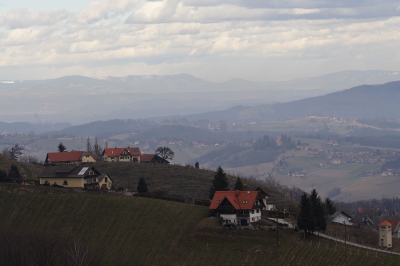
0,169,7,180
297,192,312,235
195,162,199,169
310,189,326,232
8,164,21,179
297,189,329,237
137,178,148,193
58,142,66,152
209,166,229,199
234,177,244,191
324,198,336,216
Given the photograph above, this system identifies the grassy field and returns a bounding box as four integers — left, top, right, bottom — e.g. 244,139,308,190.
0,154,44,180
93,162,294,207
0,192,399,265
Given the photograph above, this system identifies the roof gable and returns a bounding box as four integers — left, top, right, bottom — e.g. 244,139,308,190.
104,147,141,157
379,220,392,226
209,191,260,210
39,166,102,179
140,154,156,162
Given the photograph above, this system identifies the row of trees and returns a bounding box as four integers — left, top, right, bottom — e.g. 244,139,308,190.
58,137,103,158
0,164,21,181
208,166,245,199
297,189,336,236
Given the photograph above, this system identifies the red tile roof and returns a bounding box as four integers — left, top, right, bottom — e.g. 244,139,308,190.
379,220,392,226
103,147,141,157
209,191,259,210
140,154,156,162
386,219,400,228
46,151,83,163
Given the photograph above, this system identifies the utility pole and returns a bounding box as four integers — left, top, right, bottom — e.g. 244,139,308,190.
276,209,279,247
344,220,347,262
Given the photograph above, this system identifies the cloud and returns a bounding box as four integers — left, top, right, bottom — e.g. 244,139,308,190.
76,0,140,24
0,8,69,29
0,0,399,81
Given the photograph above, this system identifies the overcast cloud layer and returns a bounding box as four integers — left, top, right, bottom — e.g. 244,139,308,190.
0,0,399,81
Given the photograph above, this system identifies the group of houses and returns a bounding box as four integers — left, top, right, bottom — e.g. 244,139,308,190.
45,147,169,165
39,146,169,190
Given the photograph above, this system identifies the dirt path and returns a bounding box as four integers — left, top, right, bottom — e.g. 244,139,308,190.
318,232,400,256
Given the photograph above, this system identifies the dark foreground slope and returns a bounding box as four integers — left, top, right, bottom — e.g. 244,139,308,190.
0,193,399,265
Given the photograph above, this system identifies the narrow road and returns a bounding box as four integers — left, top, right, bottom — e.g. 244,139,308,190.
317,232,400,256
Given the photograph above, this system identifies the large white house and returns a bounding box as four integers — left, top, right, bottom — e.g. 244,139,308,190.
209,190,265,226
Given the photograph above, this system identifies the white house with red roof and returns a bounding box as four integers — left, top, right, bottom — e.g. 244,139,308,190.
209,190,265,226
102,147,142,162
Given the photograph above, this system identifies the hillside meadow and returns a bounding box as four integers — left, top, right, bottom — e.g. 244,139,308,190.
93,162,290,204
0,192,399,265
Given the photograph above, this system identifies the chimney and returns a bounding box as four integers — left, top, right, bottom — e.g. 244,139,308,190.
235,190,239,197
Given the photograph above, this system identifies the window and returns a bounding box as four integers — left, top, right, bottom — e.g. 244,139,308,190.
242,200,248,204
217,200,221,203
256,209,259,213
105,177,108,182
63,180,68,185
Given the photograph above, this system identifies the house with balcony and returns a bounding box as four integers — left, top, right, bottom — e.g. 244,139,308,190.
39,165,112,190
209,190,265,226
102,147,142,162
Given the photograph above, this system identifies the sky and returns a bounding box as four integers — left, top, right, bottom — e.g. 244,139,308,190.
0,0,400,82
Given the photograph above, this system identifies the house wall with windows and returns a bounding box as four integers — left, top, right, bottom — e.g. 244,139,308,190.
40,177,84,188
98,175,113,189
81,155,97,163
249,208,262,222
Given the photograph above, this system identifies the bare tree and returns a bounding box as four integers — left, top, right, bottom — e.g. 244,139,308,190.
29,233,61,266
19,155,43,164
155,146,174,160
65,242,93,266
2,144,24,161
86,138,92,153
92,137,102,158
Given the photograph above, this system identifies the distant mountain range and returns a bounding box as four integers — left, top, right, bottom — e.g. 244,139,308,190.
1,70,399,124
183,81,400,121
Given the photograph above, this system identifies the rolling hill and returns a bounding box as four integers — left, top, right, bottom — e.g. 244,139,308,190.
184,81,400,121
